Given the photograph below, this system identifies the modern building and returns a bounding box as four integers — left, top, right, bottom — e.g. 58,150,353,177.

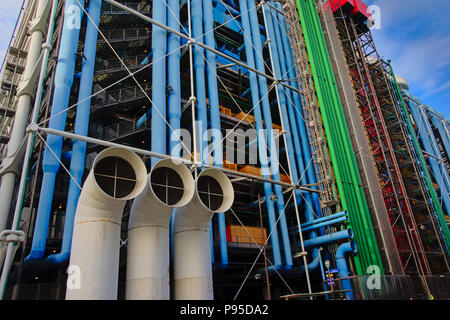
0,0,448,300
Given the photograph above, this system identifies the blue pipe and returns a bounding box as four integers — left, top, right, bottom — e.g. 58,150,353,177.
301,216,348,232
302,229,354,249
167,0,181,156
168,0,181,264
150,0,167,168
203,0,228,266
275,2,321,216
25,0,84,262
406,94,450,214
266,3,321,251
247,0,292,268
45,0,102,265
336,241,358,300
301,211,348,228
239,0,282,267
430,115,450,157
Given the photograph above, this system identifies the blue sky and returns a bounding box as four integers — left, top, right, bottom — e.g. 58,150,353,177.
366,0,450,119
0,0,448,118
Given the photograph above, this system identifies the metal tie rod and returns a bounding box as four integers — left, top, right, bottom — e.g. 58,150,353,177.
32,124,319,193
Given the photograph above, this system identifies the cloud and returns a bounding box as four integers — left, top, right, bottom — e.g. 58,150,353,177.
367,0,450,118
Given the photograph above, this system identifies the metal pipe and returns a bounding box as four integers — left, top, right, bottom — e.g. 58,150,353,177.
65,147,147,300
203,0,228,266
46,0,102,265
301,211,348,228
126,159,195,299
248,0,294,268
238,0,282,267
335,241,358,300
101,0,301,94
35,125,313,190
173,168,234,299
302,229,353,249
301,216,347,232
406,96,450,215
25,0,84,262
0,0,51,232
0,0,59,299
150,0,167,167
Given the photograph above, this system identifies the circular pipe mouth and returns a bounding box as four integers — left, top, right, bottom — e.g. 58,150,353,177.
149,159,195,207
196,168,234,213
92,147,147,200
349,240,358,254
347,228,354,240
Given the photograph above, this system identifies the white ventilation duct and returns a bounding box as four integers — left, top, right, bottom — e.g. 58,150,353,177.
173,168,234,300
126,159,195,300
65,147,147,300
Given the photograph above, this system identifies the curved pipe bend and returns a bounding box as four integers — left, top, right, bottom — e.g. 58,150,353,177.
65,147,147,300
173,168,234,300
126,159,195,300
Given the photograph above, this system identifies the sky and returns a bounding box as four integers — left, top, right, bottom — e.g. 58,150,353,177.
366,0,450,119
0,0,448,119
0,0,23,68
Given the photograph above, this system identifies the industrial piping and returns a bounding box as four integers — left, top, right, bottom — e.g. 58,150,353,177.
336,241,358,300
26,0,84,262
238,0,282,268
66,147,147,300
126,159,195,300
173,168,234,300
46,0,102,265
247,0,293,268
203,0,229,267
0,0,51,232
150,0,167,167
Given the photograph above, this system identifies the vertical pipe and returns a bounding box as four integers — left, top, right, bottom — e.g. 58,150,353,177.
202,0,228,266
247,0,292,268
66,148,147,300
388,60,450,252
239,0,282,268
0,0,51,232
25,0,84,261
407,98,450,215
46,0,102,265
274,2,321,214
150,0,167,168
335,241,357,300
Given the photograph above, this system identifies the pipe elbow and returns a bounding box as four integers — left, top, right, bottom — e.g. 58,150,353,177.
45,251,70,265
173,168,234,232
129,159,195,230
336,241,358,261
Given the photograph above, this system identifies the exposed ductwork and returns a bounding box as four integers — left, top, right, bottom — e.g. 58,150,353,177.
173,168,234,300
126,159,195,300
66,147,147,300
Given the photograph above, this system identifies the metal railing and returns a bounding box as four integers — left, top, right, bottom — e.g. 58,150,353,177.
97,28,150,43
95,54,149,75
97,117,150,141
91,83,151,110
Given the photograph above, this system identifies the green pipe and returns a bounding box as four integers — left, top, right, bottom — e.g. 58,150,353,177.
388,60,450,253
308,0,381,271
298,1,369,270
295,2,370,272
296,0,384,273
305,0,381,270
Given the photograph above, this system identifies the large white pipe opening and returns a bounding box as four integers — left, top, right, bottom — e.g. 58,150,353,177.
173,168,234,300
126,159,195,300
65,147,147,300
